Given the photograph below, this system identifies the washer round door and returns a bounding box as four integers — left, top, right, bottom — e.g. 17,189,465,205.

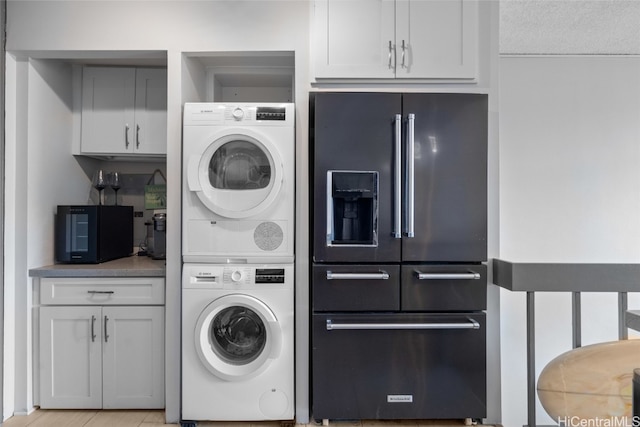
194,294,282,381
187,129,284,219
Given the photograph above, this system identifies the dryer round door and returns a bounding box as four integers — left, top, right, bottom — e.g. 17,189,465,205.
187,129,284,219
194,294,282,381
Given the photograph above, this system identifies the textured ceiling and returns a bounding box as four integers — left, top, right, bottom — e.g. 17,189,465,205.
500,0,640,54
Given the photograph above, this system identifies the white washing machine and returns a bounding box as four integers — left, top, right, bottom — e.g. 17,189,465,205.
183,102,295,264
181,263,294,421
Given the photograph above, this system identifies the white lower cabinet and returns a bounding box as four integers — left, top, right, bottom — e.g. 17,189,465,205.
39,306,103,409
37,277,165,409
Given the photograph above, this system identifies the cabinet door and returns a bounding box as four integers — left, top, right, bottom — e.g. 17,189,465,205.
102,306,165,409
81,67,136,154
395,0,478,79
39,306,102,409
133,68,167,155
313,0,395,78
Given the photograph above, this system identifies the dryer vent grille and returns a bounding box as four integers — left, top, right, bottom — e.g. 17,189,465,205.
254,221,284,251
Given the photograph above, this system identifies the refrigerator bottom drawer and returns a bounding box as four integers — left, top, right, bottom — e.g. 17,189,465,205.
312,312,486,421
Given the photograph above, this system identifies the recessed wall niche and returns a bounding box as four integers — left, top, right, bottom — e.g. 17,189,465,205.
182,51,294,103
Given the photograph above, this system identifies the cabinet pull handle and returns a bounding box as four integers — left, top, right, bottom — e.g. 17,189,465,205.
104,316,109,343
401,39,407,68
136,124,141,148
326,271,390,280
125,124,130,148
87,290,115,294
91,315,96,342
416,272,481,280
388,40,393,69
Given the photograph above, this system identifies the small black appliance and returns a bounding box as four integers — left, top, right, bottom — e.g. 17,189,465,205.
55,205,133,263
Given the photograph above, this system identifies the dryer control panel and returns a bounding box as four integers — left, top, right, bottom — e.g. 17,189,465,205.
256,107,287,121
183,102,294,127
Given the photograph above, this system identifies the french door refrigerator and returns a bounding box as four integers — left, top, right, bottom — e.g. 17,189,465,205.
310,92,488,422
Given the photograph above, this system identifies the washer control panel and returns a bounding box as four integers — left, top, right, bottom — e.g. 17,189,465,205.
183,264,289,289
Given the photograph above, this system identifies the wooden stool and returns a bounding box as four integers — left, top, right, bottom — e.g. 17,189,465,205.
537,339,640,422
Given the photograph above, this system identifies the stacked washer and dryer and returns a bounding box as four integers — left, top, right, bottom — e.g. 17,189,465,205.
181,103,295,422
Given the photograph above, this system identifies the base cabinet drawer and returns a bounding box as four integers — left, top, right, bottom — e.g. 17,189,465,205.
39,305,165,409
40,277,165,305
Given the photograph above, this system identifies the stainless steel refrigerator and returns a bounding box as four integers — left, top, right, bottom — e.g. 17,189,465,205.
310,92,488,422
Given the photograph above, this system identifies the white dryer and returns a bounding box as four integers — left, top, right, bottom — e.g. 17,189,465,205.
183,103,295,264
182,263,294,421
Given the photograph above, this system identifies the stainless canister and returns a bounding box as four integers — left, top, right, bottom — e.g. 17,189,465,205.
151,213,166,259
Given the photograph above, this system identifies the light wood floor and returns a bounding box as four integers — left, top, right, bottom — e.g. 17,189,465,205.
0,410,487,427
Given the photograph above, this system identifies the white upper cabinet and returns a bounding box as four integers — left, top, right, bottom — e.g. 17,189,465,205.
133,68,168,155
313,0,478,81
81,67,167,156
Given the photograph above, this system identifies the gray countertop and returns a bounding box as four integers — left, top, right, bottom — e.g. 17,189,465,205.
493,259,640,292
626,310,640,332
29,255,166,278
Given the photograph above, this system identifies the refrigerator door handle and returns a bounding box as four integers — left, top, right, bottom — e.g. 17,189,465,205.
415,272,482,280
393,114,402,238
326,271,390,281
405,113,415,238
326,318,481,330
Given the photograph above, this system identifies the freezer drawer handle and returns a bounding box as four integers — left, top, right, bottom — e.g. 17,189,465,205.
326,271,390,280
326,318,480,331
416,272,481,280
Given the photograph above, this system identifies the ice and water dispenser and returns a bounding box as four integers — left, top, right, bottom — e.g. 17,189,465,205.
327,171,378,246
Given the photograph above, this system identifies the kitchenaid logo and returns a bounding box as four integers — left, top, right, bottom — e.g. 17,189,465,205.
558,416,640,427
387,395,413,403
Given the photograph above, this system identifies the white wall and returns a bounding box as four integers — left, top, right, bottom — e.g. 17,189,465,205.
500,57,640,262
499,55,640,426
